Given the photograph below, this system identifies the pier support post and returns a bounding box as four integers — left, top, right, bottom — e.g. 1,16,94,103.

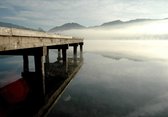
57,48,61,62
34,55,45,96
73,44,78,65
23,55,29,73
62,45,68,73
79,43,83,60
34,47,47,103
45,48,49,63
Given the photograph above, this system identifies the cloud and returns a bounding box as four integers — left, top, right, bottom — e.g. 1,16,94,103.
3,16,28,21
0,0,168,30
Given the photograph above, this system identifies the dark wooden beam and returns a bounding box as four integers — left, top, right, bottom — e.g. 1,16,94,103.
62,48,68,72
0,47,47,56
47,44,68,49
57,49,61,62
69,43,78,46
73,45,78,64
23,55,29,73
79,44,83,60
32,47,47,104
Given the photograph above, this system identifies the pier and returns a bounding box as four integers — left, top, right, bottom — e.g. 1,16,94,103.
0,27,84,117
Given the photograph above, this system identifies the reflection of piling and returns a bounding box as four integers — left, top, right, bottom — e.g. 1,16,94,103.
22,47,47,104
37,43,84,116
20,43,83,116
34,54,46,102
21,44,75,102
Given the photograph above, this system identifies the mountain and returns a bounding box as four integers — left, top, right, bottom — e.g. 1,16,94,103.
48,18,168,40
49,18,160,32
0,22,46,32
37,27,45,32
0,21,28,29
100,20,124,27
126,18,154,23
49,23,86,32
98,19,159,29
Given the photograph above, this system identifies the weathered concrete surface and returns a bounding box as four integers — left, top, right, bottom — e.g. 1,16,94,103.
0,27,83,51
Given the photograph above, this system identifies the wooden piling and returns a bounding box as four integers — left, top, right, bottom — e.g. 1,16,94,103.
73,44,78,64
23,55,29,73
62,45,68,73
79,43,83,60
57,49,61,62
34,47,47,103
45,48,49,63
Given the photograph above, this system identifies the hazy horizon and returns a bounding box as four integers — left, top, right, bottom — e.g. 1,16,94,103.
52,19,168,40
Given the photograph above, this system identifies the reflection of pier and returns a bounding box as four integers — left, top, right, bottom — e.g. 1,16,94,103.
0,27,83,117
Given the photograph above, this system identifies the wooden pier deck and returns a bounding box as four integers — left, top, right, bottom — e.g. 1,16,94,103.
0,27,83,52
0,27,84,117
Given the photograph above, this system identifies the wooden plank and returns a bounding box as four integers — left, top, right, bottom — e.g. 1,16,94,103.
0,35,82,45
0,35,83,52
0,27,12,36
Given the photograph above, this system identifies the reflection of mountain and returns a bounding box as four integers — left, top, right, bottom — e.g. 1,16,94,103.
49,23,85,32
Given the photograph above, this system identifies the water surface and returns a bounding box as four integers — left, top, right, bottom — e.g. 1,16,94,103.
47,40,168,117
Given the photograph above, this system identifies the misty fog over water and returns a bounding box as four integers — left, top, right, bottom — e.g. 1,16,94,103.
1,38,168,117
1,18,168,116
2,0,168,116
47,40,168,117
56,19,168,40
1,39,168,117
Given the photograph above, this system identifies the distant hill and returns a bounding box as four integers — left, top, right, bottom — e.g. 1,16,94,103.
97,19,159,29
49,23,86,32
126,18,154,23
0,21,28,29
49,18,161,32
0,21,45,32
48,18,168,40
100,20,124,27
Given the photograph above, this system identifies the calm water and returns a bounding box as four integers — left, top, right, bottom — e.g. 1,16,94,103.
47,40,168,117
0,56,22,88
1,40,168,117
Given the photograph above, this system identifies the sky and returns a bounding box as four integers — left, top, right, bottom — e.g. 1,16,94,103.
0,0,168,30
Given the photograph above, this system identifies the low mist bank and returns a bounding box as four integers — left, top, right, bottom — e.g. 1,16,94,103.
84,40,168,61
53,20,168,40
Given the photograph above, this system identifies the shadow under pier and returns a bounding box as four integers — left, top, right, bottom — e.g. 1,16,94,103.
0,42,84,117
45,58,83,104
